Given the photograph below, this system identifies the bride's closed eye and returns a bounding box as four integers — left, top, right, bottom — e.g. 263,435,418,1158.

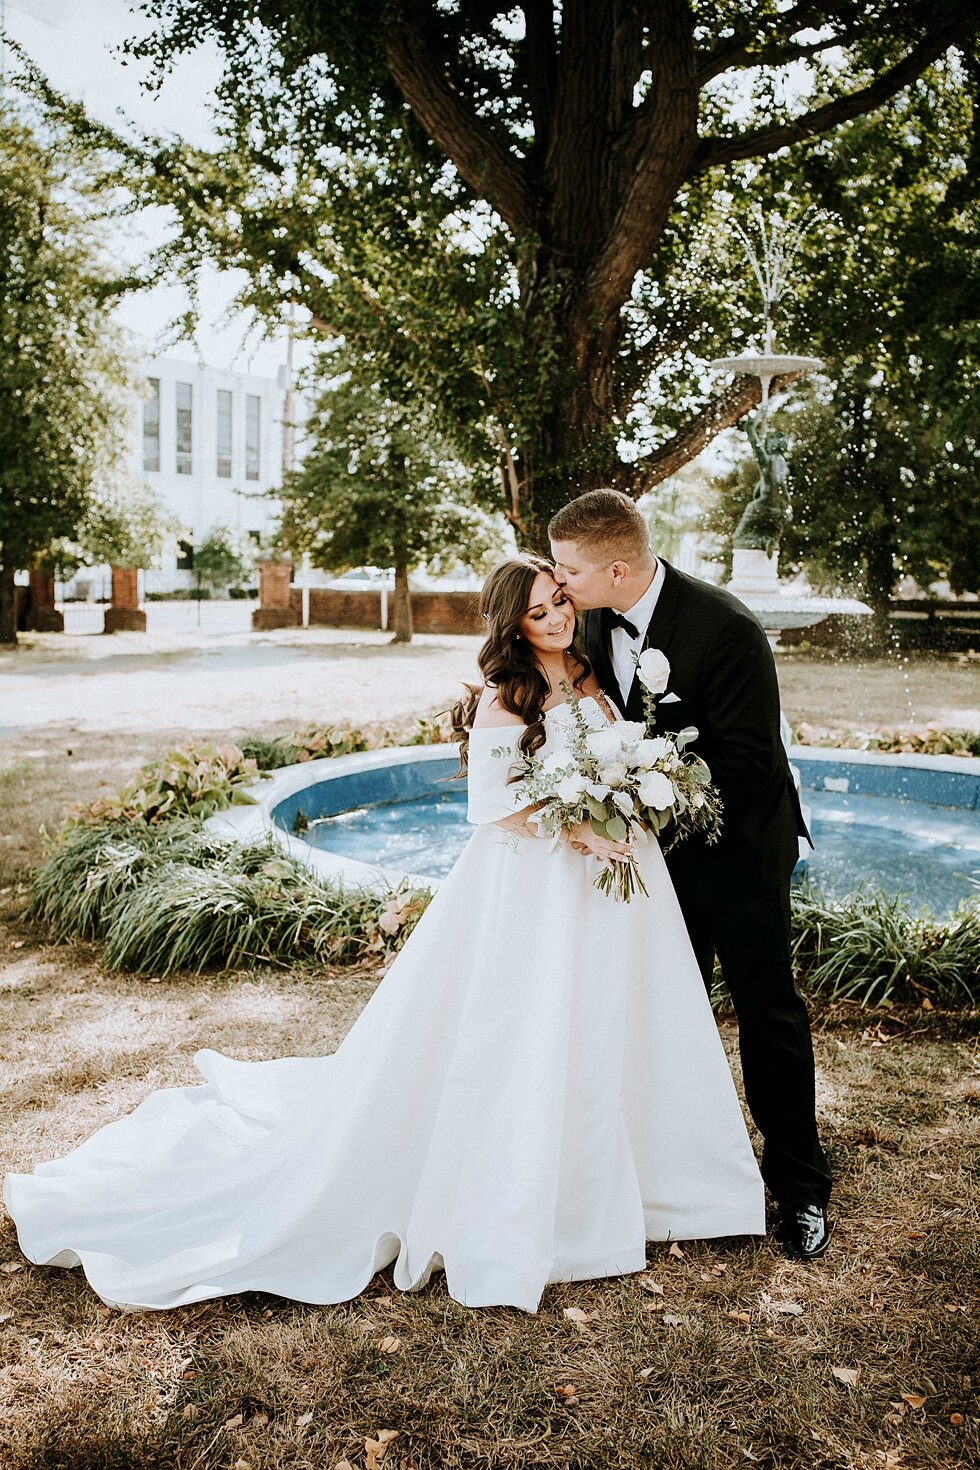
530,595,570,621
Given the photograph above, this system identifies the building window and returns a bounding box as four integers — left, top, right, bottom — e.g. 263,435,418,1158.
143,378,160,472
216,389,233,478
176,382,193,475
176,538,194,570
245,393,260,481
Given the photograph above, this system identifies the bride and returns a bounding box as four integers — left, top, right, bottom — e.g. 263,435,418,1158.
4,554,764,1314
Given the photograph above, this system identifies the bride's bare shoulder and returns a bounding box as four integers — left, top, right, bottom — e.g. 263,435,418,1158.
472,684,524,729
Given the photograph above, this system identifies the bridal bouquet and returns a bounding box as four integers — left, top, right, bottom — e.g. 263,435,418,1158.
507,651,723,902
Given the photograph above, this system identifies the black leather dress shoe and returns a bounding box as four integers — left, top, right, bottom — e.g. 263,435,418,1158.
776,1205,834,1261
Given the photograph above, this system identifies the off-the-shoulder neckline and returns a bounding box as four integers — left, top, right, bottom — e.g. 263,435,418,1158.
469,694,605,735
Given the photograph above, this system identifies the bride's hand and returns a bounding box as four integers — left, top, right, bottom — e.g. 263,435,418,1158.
565,821,631,865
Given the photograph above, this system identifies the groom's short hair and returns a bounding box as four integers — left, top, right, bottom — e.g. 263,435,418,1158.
549,489,652,568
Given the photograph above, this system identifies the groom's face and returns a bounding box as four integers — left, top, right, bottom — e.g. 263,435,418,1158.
550,539,621,610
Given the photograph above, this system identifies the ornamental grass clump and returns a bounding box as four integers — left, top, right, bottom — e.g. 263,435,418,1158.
791,886,979,1007
29,815,431,977
28,818,226,941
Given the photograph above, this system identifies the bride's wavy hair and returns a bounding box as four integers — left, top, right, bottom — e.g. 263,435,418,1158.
449,554,591,773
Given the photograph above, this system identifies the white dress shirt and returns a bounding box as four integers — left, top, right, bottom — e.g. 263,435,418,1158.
610,559,665,707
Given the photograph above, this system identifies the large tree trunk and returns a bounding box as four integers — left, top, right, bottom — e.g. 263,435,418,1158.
0,564,17,646
391,561,413,644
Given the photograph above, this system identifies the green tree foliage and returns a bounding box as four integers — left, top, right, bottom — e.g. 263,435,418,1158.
31,1,973,547
0,98,139,643
280,360,504,642
192,525,257,595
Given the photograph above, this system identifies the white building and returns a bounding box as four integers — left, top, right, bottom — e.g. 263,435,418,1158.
62,352,292,600
138,354,287,592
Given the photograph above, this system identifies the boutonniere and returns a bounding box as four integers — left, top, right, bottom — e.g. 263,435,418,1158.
635,649,685,729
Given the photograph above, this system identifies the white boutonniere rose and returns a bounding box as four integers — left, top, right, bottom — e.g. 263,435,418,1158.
637,647,671,695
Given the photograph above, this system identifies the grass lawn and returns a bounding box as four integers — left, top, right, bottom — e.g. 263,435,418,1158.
0,657,977,1470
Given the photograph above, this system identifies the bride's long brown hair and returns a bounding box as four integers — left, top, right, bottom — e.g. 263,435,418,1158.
450,554,591,772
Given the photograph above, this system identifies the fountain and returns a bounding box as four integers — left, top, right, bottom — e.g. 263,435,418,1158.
709,209,871,636
205,744,980,919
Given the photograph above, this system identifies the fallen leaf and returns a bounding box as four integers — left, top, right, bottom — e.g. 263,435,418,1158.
831,1367,860,1388
950,1413,964,1426
924,1172,943,1182
553,1383,577,1396
900,1393,927,1410
181,1405,198,1422
297,1412,313,1427
563,1306,596,1326
250,1411,270,1426
261,1308,274,1319
0,1261,24,1274
9,939,25,949
661,1313,686,1327
638,1274,664,1295
365,1429,399,1470
232,1461,252,1470
378,1335,402,1354
638,1367,655,1379
668,1242,685,1260
774,1300,805,1316
906,1231,926,1240
224,1414,244,1430
920,996,934,1010
333,1462,355,1470
727,1311,751,1324
874,1452,902,1467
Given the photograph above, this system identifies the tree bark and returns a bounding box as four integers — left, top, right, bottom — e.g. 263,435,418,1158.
0,564,17,646
391,561,413,644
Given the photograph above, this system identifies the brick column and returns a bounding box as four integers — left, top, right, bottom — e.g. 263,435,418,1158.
24,567,64,632
252,560,299,629
104,566,146,633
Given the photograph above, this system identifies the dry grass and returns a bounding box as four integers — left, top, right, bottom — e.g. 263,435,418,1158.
0,685,978,1470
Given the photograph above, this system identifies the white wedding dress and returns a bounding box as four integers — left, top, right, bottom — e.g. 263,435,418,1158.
4,698,764,1313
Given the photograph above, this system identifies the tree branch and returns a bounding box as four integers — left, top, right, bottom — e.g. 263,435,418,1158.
697,25,964,170
620,372,801,497
385,18,536,234
694,2,840,87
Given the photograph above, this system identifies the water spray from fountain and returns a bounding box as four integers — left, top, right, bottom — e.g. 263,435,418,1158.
709,206,871,635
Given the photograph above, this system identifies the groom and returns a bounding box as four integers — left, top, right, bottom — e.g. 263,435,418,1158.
549,488,832,1260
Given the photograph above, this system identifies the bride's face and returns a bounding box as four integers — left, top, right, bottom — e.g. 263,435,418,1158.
519,572,575,657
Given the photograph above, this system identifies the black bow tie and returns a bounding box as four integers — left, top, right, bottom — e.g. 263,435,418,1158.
607,610,639,639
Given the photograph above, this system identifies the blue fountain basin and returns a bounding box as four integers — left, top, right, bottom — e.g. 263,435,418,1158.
205,745,980,917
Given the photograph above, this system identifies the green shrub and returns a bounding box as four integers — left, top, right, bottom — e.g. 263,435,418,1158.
791,886,979,1006
794,723,980,757
71,742,265,827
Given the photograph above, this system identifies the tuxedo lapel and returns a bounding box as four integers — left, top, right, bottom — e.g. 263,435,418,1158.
583,607,617,703
624,561,682,721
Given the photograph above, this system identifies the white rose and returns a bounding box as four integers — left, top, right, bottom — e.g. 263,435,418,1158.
585,727,626,762
599,759,628,787
637,647,671,695
635,736,671,768
637,770,675,810
555,772,588,802
614,720,647,746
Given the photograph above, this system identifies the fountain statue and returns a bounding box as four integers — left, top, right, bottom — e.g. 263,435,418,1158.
709,208,871,631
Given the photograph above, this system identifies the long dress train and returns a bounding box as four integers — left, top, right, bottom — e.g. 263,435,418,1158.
4,698,764,1313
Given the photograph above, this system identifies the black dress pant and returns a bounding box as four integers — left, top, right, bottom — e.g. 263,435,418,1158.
677,883,832,1211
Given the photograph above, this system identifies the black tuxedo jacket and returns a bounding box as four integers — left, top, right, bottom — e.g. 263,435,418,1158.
583,561,810,906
